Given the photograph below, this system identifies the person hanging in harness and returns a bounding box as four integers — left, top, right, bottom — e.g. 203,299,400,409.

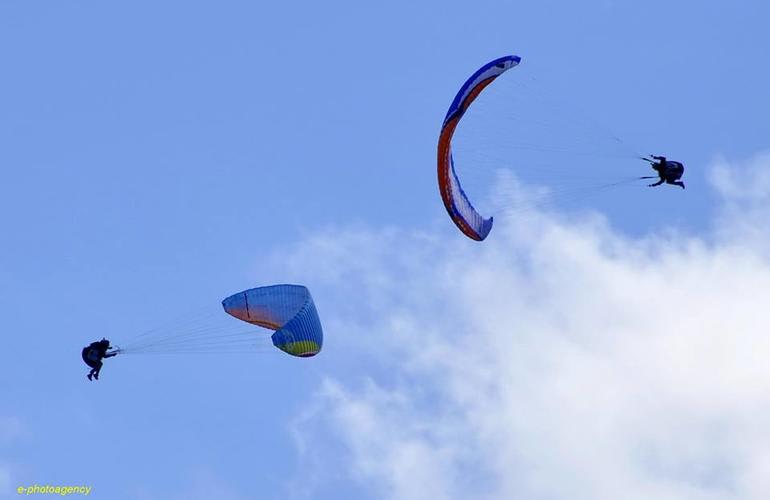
82,338,119,381
643,155,685,189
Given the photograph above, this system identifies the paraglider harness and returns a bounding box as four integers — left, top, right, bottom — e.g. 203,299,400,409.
82,339,120,380
640,155,685,189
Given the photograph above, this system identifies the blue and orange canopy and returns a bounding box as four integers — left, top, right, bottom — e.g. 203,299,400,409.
437,55,521,241
222,284,323,357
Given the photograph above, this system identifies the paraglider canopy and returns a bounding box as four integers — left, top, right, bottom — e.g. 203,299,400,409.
222,284,323,357
437,55,521,241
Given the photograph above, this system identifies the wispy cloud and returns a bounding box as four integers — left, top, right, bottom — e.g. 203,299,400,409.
0,416,23,499
287,153,770,500
710,152,770,251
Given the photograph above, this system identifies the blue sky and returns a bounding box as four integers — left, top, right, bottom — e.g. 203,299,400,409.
2,1,770,499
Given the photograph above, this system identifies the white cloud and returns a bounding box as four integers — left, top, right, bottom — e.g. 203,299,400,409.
710,152,770,251
285,153,770,500
0,416,23,500
0,467,10,497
